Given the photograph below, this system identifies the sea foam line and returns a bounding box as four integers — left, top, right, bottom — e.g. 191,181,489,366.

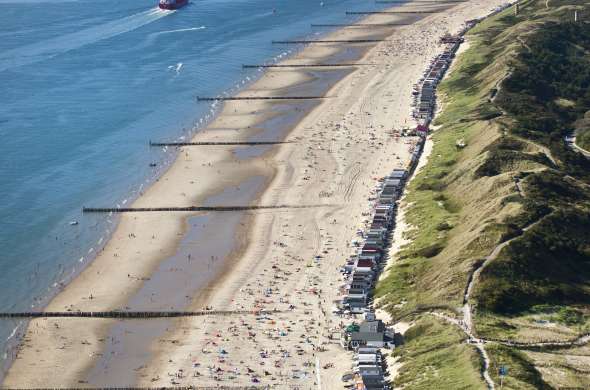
5,324,20,342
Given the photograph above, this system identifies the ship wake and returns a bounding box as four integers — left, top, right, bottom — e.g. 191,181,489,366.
0,8,174,72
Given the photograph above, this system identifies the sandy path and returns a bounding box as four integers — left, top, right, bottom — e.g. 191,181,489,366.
3,1,513,388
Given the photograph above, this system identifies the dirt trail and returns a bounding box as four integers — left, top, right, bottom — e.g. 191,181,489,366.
435,216,544,389
497,334,590,349
572,137,590,158
430,312,495,389
431,206,590,390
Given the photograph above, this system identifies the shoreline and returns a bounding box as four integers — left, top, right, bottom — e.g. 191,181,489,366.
138,2,514,388
0,8,368,369
79,18,403,385
1,6,398,386
2,1,513,388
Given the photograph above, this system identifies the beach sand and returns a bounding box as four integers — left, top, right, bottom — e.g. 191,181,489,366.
2,1,513,388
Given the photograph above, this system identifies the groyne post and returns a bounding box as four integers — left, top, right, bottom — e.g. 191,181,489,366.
271,39,385,44
0,310,283,319
310,23,408,28
81,205,325,213
242,63,374,68
376,0,467,3
196,96,327,101
149,141,290,147
345,11,437,15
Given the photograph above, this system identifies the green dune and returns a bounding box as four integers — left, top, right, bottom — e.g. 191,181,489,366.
378,1,590,388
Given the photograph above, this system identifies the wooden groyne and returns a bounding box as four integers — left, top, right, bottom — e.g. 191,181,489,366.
346,11,437,14
0,310,282,319
242,63,373,68
149,141,290,147
310,23,408,27
2,386,283,390
82,205,325,213
376,0,466,3
271,39,385,44
196,96,326,101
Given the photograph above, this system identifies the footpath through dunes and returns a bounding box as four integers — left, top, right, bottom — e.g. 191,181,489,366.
376,1,590,389
2,0,514,389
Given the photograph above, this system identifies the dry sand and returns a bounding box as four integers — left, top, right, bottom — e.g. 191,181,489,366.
3,1,514,388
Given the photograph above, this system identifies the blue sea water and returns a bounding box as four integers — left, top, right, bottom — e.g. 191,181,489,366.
0,0,388,367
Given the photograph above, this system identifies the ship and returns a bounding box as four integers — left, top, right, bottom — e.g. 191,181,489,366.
159,0,188,10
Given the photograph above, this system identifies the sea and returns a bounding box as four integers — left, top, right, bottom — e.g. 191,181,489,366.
0,0,390,374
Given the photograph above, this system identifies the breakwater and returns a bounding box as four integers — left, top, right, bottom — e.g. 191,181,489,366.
0,310,281,319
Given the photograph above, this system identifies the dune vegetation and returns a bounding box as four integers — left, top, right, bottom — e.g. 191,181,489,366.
378,1,590,388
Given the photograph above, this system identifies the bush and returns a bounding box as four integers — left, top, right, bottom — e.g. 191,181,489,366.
555,307,585,326
476,209,590,314
496,22,590,179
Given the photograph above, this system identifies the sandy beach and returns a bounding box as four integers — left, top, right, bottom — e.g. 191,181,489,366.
2,1,513,388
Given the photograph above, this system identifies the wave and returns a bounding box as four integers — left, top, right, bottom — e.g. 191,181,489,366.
0,7,173,72
5,324,20,342
155,26,206,35
168,62,183,74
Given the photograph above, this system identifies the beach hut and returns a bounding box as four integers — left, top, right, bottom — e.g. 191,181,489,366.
389,169,407,182
416,124,429,137
345,293,369,312
348,319,395,349
348,281,371,295
357,366,386,388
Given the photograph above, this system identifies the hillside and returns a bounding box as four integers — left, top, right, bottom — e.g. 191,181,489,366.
377,1,590,388
577,114,590,151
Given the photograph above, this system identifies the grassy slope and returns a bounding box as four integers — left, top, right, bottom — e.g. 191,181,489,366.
576,112,590,151
578,129,590,151
377,1,590,388
393,317,486,389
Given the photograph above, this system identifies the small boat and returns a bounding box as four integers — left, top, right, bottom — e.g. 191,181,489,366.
158,0,188,10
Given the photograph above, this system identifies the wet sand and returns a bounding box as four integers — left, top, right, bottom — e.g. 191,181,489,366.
2,1,513,388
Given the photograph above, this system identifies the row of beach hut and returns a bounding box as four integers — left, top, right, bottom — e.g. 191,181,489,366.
339,166,410,314
410,15,493,127
336,139,425,389
335,14,503,388
344,343,392,390
411,41,461,124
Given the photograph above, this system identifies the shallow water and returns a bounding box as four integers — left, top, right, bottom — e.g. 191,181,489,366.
0,0,395,374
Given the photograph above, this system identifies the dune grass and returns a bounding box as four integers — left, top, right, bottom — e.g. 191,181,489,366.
392,317,486,389
376,2,523,319
378,1,590,388
486,344,551,390
576,113,590,152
